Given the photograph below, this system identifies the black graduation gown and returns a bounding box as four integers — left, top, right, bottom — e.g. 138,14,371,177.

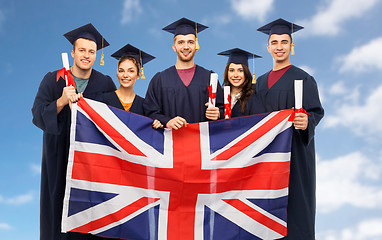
143,65,224,125
230,93,266,118
100,91,144,115
256,65,324,240
32,69,116,240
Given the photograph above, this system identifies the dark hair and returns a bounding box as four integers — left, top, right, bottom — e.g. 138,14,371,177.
72,38,97,51
267,34,293,44
117,56,141,74
223,63,255,114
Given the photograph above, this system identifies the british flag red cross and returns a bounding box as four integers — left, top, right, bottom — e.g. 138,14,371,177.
61,98,294,240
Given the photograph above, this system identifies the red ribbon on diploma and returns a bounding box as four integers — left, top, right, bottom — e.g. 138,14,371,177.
288,108,310,122
56,67,76,88
208,84,216,105
224,94,231,118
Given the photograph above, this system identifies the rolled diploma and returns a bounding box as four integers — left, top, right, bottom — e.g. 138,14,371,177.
224,85,230,119
61,53,70,86
294,80,303,129
208,73,218,108
294,80,303,109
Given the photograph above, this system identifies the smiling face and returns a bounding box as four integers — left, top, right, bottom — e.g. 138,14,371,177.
117,58,140,89
267,34,292,65
71,38,97,71
227,63,245,90
172,34,197,63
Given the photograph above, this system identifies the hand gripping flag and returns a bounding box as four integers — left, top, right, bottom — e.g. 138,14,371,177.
62,98,294,240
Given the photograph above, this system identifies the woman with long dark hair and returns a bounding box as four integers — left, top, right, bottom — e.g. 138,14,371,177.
218,48,265,117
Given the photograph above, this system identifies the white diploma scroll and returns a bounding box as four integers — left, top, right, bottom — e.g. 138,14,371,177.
61,53,70,86
208,73,218,108
294,80,303,129
224,86,231,119
294,80,303,110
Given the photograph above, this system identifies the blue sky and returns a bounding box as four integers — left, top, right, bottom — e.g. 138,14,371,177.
1,0,382,239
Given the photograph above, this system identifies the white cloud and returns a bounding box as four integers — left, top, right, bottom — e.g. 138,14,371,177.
202,14,232,26
338,36,382,73
0,192,34,205
317,152,382,213
317,218,382,240
300,0,379,36
121,0,142,25
328,80,347,95
30,163,41,175
323,83,382,138
230,0,274,22
0,222,11,230
298,65,315,76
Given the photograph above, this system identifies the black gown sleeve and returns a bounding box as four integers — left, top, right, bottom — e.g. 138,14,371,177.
32,71,67,135
143,72,172,125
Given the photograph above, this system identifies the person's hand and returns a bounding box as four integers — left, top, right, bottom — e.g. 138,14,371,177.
69,92,83,110
166,116,188,130
57,86,78,113
205,102,220,121
152,119,163,129
293,112,308,130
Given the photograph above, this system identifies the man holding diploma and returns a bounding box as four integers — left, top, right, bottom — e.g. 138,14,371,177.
32,23,116,240
143,18,223,129
256,19,324,239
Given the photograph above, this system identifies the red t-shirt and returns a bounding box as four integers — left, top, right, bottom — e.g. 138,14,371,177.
268,65,292,89
176,65,196,87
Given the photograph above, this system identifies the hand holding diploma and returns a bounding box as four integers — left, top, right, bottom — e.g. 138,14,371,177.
205,73,220,120
56,53,81,114
293,80,308,130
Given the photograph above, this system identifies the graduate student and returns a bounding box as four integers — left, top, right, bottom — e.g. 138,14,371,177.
32,23,116,240
143,18,223,130
256,18,324,239
99,43,163,129
218,48,265,117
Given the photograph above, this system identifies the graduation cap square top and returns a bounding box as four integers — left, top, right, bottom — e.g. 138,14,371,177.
162,17,208,36
218,48,261,67
257,18,303,36
111,44,155,66
64,23,109,50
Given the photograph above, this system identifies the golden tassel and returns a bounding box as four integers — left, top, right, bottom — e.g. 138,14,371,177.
195,22,199,50
140,66,146,79
291,42,295,55
100,53,105,66
252,72,256,84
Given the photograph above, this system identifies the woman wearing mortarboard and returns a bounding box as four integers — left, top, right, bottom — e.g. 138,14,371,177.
100,44,162,129
218,48,265,117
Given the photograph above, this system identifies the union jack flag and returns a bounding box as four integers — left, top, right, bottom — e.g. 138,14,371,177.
62,98,293,240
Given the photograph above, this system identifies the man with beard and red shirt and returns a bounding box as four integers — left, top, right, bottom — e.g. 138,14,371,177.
144,18,223,129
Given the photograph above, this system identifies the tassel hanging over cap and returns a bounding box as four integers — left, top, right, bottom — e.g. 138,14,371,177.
100,53,105,66
139,50,145,79
195,22,200,50
252,72,256,84
291,42,295,55
100,37,105,65
140,66,146,79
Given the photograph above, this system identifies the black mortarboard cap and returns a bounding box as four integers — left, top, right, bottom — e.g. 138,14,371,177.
162,17,208,36
257,18,303,36
64,23,109,50
111,44,155,65
218,48,261,67
111,44,155,79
